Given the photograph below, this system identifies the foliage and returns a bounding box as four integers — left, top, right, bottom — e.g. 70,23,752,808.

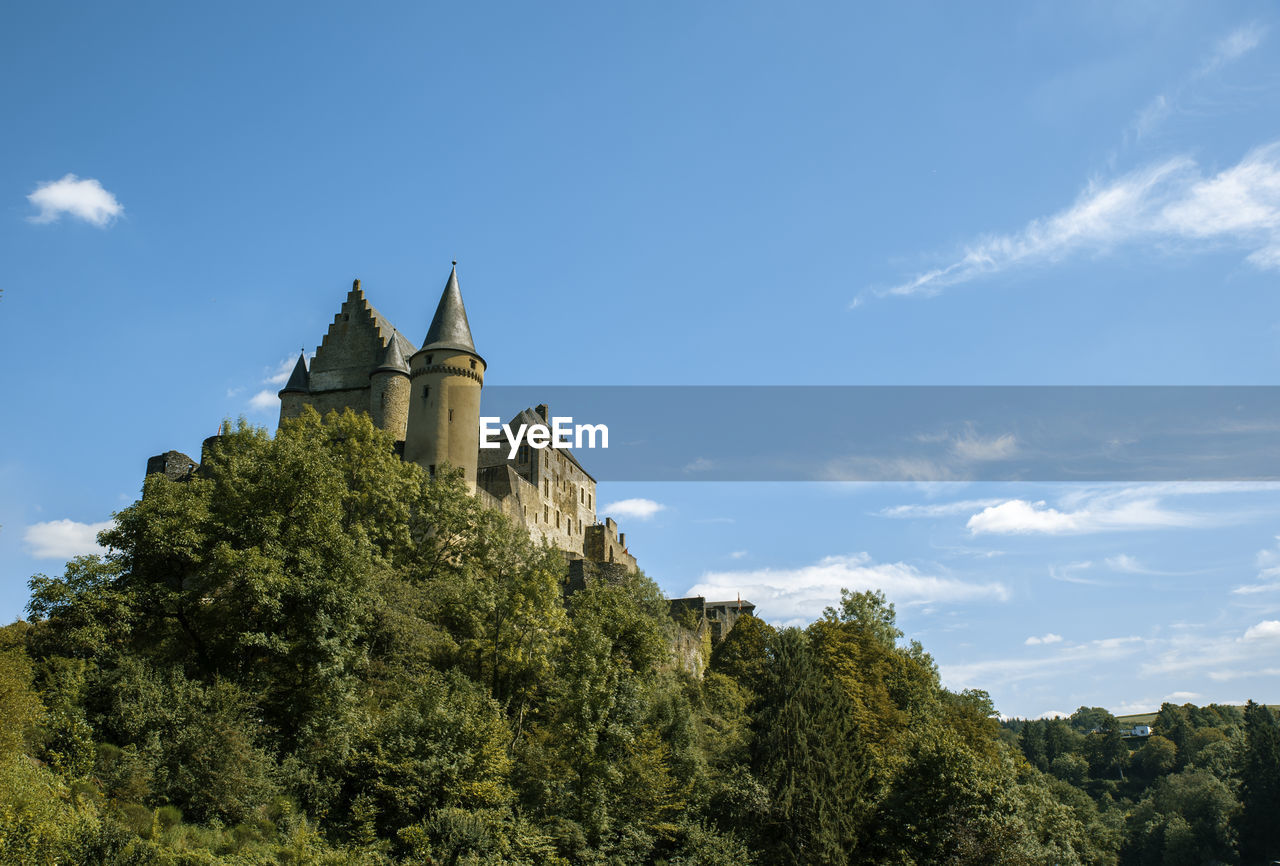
7,408,1273,863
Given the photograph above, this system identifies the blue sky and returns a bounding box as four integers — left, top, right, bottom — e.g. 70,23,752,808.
3,1,1280,718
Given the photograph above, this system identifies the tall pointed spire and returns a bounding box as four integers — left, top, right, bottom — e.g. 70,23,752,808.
420,263,478,356
280,352,309,393
375,331,409,374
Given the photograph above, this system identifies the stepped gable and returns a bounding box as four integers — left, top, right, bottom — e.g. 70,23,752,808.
308,279,416,393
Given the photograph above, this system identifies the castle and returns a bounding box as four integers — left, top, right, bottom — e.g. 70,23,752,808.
274,265,636,572
147,266,755,657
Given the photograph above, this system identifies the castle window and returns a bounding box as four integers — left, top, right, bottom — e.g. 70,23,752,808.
580,488,584,503
422,386,430,399
448,408,453,422
469,359,476,369
428,464,436,478
544,506,549,522
544,480,549,497
588,493,592,509
425,355,432,364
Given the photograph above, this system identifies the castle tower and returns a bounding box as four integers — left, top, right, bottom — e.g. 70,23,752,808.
277,352,310,424
370,333,410,441
403,264,486,487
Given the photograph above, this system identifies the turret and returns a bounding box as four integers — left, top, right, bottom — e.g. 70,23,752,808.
370,331,411,440
277,352,310,425
403,263,486,488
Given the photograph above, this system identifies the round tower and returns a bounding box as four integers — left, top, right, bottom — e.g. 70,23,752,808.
403,264,486,488
277,352,310,425
370,333,411,440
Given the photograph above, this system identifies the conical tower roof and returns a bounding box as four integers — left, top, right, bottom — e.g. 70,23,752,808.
375,332,410,374
420,264,480,358
279,352,309,394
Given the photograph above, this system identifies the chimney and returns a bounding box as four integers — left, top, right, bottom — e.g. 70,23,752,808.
535,403,549,421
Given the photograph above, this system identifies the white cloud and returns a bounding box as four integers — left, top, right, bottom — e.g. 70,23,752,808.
1200,23,1266,75
1167,690,1203,702
1105,553,1147,573
1049,561,1107,586
1243,620,1280,641
880,498,1008,518
265,357,299,386
1233,536,1280,594
27,174,123,226
686,552,1009,626
23,519,113,559
1025,633,1064,646
951,433,1018,462
877,141,1280,299
942,635,1146,691
248,389,278,410
1129,24,1265,142
966,497,1201,535
245,354,312,414
601,498,666,520
729,550,748,559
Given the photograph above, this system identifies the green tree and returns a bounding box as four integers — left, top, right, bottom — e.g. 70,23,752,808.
1125,769,1239,866
1237,700,1280,865
752,627,870,865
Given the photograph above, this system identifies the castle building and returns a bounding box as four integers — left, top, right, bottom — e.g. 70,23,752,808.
147,266,758,654
276,267,636,571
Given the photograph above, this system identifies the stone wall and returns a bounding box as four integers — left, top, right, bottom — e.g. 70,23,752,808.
145,450,198,482
584,518,637,571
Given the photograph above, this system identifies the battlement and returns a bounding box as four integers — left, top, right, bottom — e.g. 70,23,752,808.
584,517,636,571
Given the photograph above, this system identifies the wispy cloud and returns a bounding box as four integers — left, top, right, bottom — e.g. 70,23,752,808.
1025,632,1063,646
876,143,1280,298
601,498,666,520
880,498,1008,519
951,432,1018,462
265,357,299,386
248,390,278,410
246,354,311,414
23,518,113,559
1105,553,1147,573
1140,619,1280,679
967,496,1202,535
27,174,123,226
1232,535,1280,594
942,634,1146,691
686,552,1009,626
1129,23,1266,142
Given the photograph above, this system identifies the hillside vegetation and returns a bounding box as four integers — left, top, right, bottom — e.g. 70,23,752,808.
2,408,1277,864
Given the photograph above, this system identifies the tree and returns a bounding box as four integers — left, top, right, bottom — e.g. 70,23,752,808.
752,627,871,865
1237,700,1280,865
1125,769,1239,866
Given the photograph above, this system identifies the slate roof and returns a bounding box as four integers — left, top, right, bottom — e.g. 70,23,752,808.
420,265,480,358
280,353,309,393
375,332,410,374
